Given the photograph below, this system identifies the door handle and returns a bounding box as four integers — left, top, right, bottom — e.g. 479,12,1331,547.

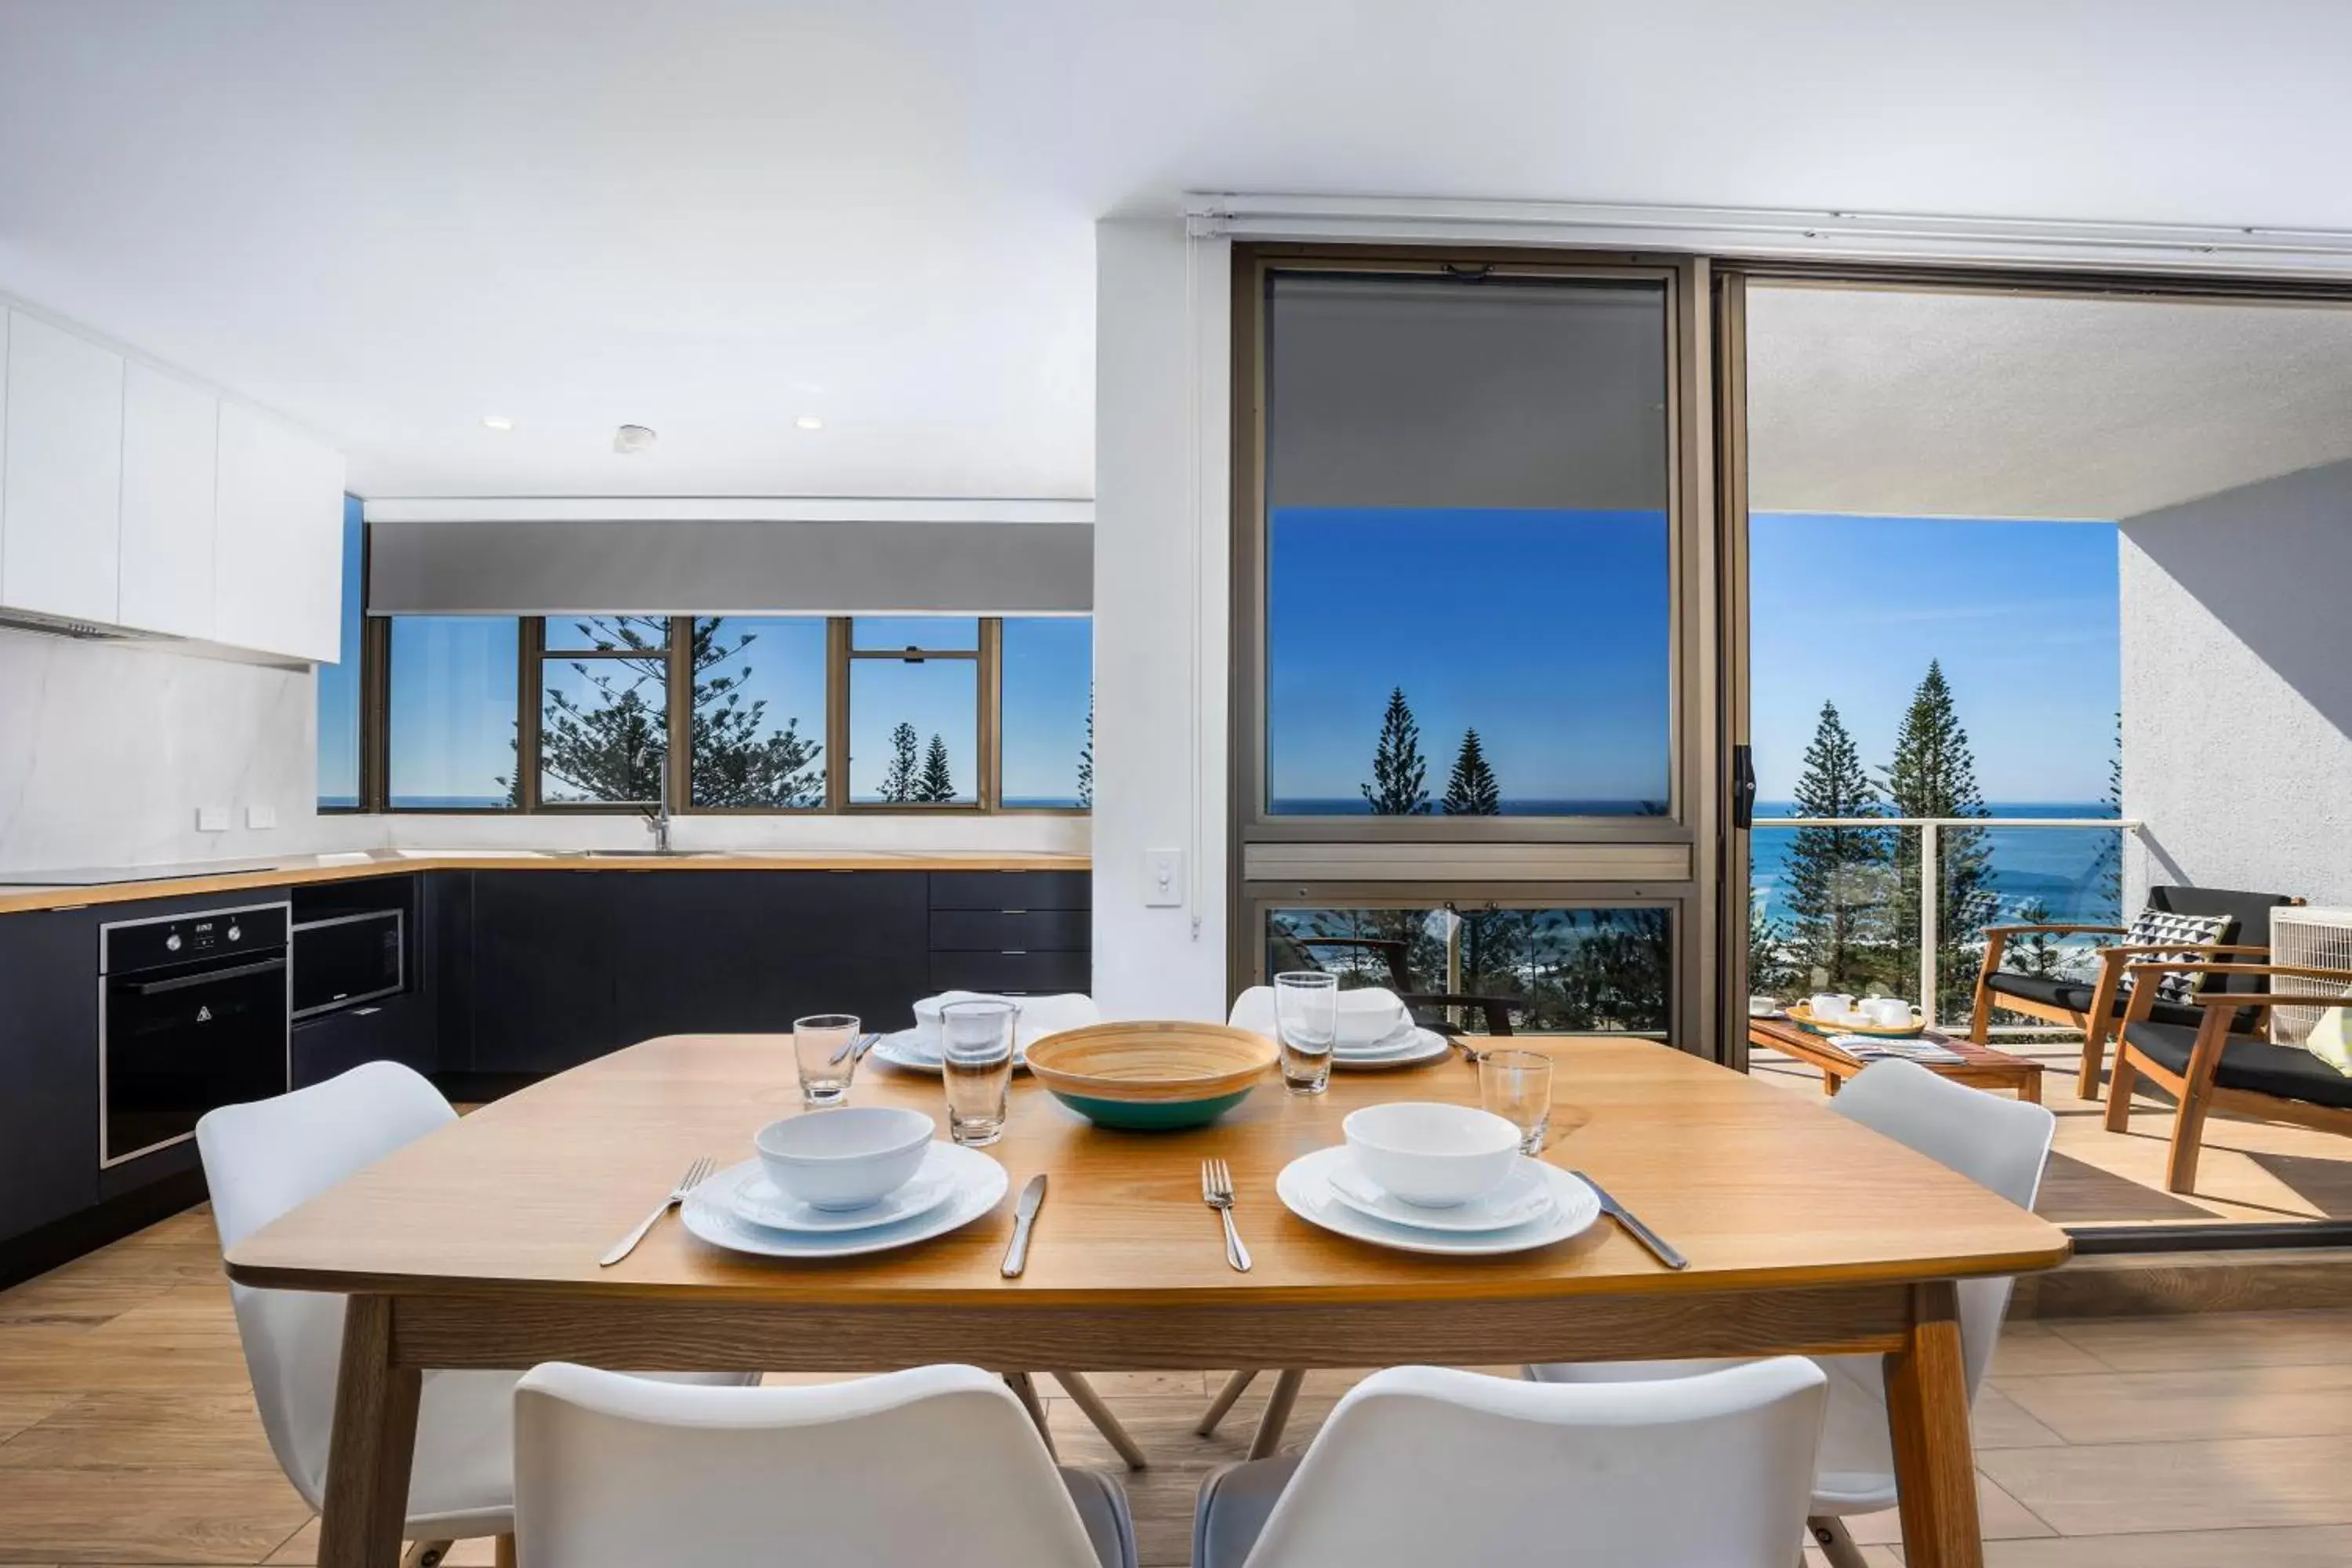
1731,744,1757,831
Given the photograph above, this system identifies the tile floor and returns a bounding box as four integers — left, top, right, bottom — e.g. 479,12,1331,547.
3,1207,2350,1566
1751,1039,2352,1231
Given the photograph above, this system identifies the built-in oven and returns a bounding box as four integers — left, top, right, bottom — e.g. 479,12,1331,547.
100,902,290,1167
292,908,404,1019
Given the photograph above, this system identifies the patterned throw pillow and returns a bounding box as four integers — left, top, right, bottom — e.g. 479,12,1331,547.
2119,908,2235,1006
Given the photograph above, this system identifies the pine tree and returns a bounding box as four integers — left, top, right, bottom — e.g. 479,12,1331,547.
1075,693,1093,810
1783,701,1889,993
2088,711,2123,918
1748,890,1797,996
877,721,920,804
1883,661,1995,1008
2009,898,2067,978
1442,729,1501,816
914,733,956,803
687,619,822,807
507,616,822,808
1360,687,1430,815
533,615,670,804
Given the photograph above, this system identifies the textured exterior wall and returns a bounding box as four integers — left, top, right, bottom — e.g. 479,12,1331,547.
2120,459,2352,913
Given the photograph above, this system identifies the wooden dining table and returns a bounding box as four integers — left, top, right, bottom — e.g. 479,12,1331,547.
225,1032,2071,1568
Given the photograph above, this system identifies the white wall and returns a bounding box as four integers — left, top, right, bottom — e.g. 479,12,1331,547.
1091,219,1231,1019
2121,459,2352,909
0,630,318,873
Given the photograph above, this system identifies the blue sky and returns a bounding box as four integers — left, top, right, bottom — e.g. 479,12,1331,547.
1266,508,1671,807
1750,515,2118,803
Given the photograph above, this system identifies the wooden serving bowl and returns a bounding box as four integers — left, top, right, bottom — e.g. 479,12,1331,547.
1024,1022,1279,1131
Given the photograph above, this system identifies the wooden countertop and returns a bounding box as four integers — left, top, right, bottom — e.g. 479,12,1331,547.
0,849,1091,916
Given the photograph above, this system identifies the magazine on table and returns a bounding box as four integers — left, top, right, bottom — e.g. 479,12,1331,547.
1828,1032,1966,1065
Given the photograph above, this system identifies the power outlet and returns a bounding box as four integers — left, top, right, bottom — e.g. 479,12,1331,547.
246,803,277,830
1143,848,1184,907
196,805,230,833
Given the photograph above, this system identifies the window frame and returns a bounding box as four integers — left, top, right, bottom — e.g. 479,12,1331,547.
352,610,1088,818
1232,247,1700,850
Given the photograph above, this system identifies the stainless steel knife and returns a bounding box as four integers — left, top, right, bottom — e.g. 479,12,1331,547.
1000,1174,1048,1278
1573,1171,1689,1270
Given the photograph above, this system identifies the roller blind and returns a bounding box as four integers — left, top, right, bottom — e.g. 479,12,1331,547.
365,520,1092,615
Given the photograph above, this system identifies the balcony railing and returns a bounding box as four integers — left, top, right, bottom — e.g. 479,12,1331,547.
1751,815,2142,1029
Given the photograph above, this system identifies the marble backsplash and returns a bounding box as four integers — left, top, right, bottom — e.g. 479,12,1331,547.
0,626,319,873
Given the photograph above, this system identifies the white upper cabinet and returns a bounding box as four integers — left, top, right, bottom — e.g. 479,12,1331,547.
118,362,220,641
0,301,343,659
214,401,347,662
2,310,125,623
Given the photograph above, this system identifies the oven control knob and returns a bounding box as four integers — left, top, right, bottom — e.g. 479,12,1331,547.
227,924,242,942
165,933,182,952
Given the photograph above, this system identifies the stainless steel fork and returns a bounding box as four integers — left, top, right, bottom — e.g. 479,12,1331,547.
600,1156,713,1267
1201,1157,1251,1272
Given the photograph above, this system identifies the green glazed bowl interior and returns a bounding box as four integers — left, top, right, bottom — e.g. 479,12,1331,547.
1047,1087,1254,1131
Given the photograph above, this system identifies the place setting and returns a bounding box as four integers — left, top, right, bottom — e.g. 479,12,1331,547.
1230,975,1453,1073
1267,1039,1605,1258
637,1004,1030,1263
865,989,1100,1074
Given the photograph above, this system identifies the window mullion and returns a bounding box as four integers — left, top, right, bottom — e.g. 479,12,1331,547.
517,616,545,812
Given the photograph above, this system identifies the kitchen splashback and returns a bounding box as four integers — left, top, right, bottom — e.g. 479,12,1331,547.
0,625,316,873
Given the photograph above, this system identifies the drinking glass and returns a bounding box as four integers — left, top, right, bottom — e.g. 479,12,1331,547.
940,998,1018,1146
1479,1048,1554,1155
1272,971,1338,1095
793,1013,862,1108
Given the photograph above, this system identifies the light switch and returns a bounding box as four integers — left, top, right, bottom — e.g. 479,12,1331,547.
246,804,277,830
1143,848,1184,907
197,805,230,832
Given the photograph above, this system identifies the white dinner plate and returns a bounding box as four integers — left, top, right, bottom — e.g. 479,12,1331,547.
1332,1025,1453,1072
680,1145,1007,1259
1275,1145,1600,1257
1323,1152,1559,1232
724,1146,962,1233
868,1028,1036,1076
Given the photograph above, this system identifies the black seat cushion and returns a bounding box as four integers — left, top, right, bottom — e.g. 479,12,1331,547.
1984,970,2215,1029
2123,1020,2352,1111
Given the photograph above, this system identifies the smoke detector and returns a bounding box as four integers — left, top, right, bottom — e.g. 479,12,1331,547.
612,423,658,454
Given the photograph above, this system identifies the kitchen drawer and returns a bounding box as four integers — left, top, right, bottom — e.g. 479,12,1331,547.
927,870,1090,911
929,949,1093,994
928,909,1090,953
291,993,434,1089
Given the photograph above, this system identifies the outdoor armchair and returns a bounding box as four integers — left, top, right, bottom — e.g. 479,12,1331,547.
1969,884,2299,1101
2107,959,2352,1192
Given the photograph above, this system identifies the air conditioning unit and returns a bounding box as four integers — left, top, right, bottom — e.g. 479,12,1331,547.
2267,907,2352,1044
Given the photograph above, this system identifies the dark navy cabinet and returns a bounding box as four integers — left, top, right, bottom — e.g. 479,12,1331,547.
0,907,100,1243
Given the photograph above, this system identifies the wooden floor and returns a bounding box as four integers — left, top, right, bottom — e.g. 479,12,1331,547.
1753,1040,2352,1231
5,1208,2352,1565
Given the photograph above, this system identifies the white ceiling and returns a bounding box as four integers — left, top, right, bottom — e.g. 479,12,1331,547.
10,1,2352,499
1747,285,2352,521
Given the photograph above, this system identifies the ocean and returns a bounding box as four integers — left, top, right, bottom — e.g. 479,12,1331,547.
1751,801,2122,929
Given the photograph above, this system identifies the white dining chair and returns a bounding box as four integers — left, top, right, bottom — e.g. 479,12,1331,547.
1526,1059,2057,1568
1192,1359,1826,1567
512,1361,1138,1568
197,1062,751,1567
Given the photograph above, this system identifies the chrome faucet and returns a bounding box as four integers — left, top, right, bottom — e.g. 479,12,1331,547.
641,744,673,853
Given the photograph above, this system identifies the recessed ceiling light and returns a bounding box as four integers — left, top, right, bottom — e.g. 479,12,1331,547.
794,415,824,431
613,423,658,454
481,415,514,431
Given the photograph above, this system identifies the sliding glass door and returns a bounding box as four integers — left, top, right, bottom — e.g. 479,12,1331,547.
1232,250,1726,1054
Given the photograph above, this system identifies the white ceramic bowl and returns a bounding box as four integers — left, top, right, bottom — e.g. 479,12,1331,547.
753,1106,935,1211
1342,1102,1522,1208
1334,987,1408,1049
910,990,995,1050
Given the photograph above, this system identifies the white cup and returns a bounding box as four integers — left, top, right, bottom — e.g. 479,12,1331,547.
1810,993,1855,1022
1864,997,1915,1029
